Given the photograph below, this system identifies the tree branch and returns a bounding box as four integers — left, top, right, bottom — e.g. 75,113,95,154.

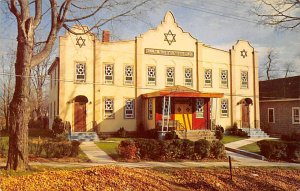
33,0,42,29
8,0,20,18
31,0,58,67
64,0,109,22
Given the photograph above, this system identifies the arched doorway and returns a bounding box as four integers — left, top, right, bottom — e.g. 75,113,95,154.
239,98,253,128
74,95,88,132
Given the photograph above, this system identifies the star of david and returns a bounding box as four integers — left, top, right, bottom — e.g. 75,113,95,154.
164,30,176,45
76,36,86,48
241,49,247,58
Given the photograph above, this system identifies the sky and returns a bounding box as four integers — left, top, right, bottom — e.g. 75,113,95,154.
0,0,299,80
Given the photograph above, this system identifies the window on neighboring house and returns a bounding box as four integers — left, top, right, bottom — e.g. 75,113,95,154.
196,99,204,118
75,62,86,82
292,107,300,124
147,66,156,85
104,98,114,119
184,68,192,86
148,99,153,120
220,70,228,88
220,99,228,117
204,69,212,87
241,71,248,88
124,99,135,119
104,64,114,84
268,108,275,123
166,67,175,86
124,65,134,85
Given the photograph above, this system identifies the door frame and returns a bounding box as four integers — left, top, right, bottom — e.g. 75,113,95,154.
73,95,88,132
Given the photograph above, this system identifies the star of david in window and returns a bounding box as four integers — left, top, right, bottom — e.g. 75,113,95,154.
76,36,86,48
241,49,247,58
164,30,176,45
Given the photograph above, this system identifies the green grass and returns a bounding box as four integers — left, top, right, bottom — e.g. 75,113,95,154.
102,138,128,142
221,135,247,144
95,141,119,160
238,142,260,154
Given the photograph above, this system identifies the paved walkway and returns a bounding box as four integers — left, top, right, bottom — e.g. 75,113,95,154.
79,142,116,164
224,137,276,149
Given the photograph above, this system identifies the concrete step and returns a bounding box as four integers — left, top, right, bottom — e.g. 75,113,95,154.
69,132,99,142
241,128,269,138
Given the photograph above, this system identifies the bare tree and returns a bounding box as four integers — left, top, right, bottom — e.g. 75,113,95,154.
260,49,279,80
30,51,50,121
252,0,300,30
5,0,153,171
283,61,296,77
0,54,14,132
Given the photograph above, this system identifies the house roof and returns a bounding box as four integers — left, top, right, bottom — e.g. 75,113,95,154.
259,76,300,100
48,57,59,75
141,85,224,98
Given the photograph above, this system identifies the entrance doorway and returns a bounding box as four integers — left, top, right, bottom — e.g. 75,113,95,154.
175,103,192,130
242,103,250,128
74,96,88,132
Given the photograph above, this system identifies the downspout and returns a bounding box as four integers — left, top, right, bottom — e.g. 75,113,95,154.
252,51,257,128
196,41,199,91
93,37,96,130
229,50,233,127
135,37,138,130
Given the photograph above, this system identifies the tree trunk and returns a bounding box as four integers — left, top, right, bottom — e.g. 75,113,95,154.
6,28,33,171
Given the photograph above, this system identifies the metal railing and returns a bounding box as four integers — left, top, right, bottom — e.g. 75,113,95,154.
157,120,186,132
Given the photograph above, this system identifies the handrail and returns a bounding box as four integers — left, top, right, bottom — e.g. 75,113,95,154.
157,120,186,132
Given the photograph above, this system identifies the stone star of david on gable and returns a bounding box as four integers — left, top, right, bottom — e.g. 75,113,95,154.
164,30,176,45
76,36,86,48
241,49,247,58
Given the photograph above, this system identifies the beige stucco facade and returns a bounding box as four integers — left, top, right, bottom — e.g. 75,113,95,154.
48,11,260,133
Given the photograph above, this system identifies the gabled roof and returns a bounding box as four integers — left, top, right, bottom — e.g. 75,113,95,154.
259,76,300,100
48,57,59,75
141,85,224,98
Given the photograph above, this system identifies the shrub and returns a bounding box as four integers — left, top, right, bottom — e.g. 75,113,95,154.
257,140,287,159
210,141,225,159
134,138,161,159
170,139,194,159
71,140,81,157
165,131,177,140
118,139,138,160
117,127,127,138
215,125,224,140
143,129,158,139
281,132,300,142
52,116,66,136
258,140,300,161
29,140,80,158
194,139,211,159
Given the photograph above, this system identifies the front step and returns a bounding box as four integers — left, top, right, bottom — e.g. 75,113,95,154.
241,128,269,138
176,130,217,142
69,132,100,142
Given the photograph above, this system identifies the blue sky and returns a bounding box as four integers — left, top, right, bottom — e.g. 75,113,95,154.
0,0,299,79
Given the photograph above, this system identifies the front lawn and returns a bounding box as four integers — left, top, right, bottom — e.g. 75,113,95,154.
238,142,260,154
221,135,247,144
1,166,299,191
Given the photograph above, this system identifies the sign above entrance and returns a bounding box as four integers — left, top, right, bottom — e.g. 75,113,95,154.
145,48,194,57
